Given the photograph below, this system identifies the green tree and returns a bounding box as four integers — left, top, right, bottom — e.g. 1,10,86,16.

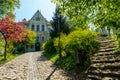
25,29,36,45
50,7,70,38
0,0,20,18
51,0,120,53
51,0,90,29
51,0,120,30
14,29,36,53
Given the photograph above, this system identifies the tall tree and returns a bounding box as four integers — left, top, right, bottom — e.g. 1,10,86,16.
50,7,70,38
51,0,120,30
0,0,20,18
0,16,26,60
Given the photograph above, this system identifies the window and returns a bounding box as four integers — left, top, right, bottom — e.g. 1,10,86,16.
41,36,44,42
36,36,39,42
48,28,51,32
31,25,35,30
36,25,40,31
36,17,40,21
42,25,45,31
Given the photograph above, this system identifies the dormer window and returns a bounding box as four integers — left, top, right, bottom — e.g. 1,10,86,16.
36,17,40,21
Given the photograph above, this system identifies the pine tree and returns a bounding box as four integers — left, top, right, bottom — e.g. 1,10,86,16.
50,7,70,38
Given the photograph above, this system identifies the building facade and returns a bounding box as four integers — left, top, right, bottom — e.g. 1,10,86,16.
20,10,52,52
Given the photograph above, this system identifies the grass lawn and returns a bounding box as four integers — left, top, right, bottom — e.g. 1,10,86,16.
0,53,23,66
43,52,59,63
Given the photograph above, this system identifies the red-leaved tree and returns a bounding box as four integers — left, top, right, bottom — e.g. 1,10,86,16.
0,15,26,60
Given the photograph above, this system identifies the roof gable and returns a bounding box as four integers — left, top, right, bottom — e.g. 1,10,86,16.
29,10,46,22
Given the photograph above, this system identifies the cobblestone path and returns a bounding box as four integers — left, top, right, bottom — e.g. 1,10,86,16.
0,52,72,80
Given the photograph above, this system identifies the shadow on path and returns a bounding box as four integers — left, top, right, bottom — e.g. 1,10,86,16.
45,67,57,80
37,54,48,61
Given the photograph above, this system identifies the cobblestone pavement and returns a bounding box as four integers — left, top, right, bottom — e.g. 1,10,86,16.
0,52,72,80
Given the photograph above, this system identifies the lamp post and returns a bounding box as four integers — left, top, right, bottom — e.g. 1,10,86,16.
57,13,62,58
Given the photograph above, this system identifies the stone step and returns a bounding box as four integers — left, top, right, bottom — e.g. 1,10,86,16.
93,51,116,56
97,47,116,52
102,77,119,80
100,40,115,43
97,36,111,41
87,75,101,80
100,42,115,47
92,58,120,63
90,63,120,70
91,55,118,60
100,45,116,49
87,69,120,78
87,74,119,80
91,55,120,61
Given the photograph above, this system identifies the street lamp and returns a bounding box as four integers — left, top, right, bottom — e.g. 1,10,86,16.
57,13,62,58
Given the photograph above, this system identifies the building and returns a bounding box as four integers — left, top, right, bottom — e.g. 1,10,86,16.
19,10,52,52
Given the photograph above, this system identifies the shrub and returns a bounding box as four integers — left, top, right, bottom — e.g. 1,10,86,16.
0,41,4,55
66,29,100,66
54,33,68,57
42,39,56,53
43,29,100,71
54,29,100,68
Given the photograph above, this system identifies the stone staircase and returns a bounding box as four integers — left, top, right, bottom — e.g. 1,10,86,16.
86,36,120,80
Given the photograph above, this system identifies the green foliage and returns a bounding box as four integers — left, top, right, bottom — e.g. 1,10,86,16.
43,52,59,62
53,29,100,69
42,39,56,53
55,56,75,71
6,41,14,54
0,53,23,66
54,33,68,56
51,0,120,32
0,41,4,55
13,29,36,54
25,29,36,45
68,29,99,54
50,7,71,38
43,27,99,71
13,42,25,54
54,29,99,55
0,41,14,55
0,0,20,18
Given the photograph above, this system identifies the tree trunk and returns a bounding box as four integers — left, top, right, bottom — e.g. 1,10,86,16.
4,40,7,60
0,31,7,60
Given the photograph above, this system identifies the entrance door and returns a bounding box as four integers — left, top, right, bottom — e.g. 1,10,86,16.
35,42,40,51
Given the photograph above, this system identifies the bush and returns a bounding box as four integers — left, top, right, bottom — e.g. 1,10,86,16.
43,29,100,71
54,33,68,57
54,29,100,68
13,42,26,54
42,39,56,53
66,29,100,66
0,41,5,55
55,56,75,71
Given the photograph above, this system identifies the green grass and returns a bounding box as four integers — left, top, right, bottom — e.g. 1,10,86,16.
43,52,59,62
0,53,23,66
43,52,76,71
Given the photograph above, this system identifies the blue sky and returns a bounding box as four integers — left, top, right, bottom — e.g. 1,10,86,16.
15,0,56,22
